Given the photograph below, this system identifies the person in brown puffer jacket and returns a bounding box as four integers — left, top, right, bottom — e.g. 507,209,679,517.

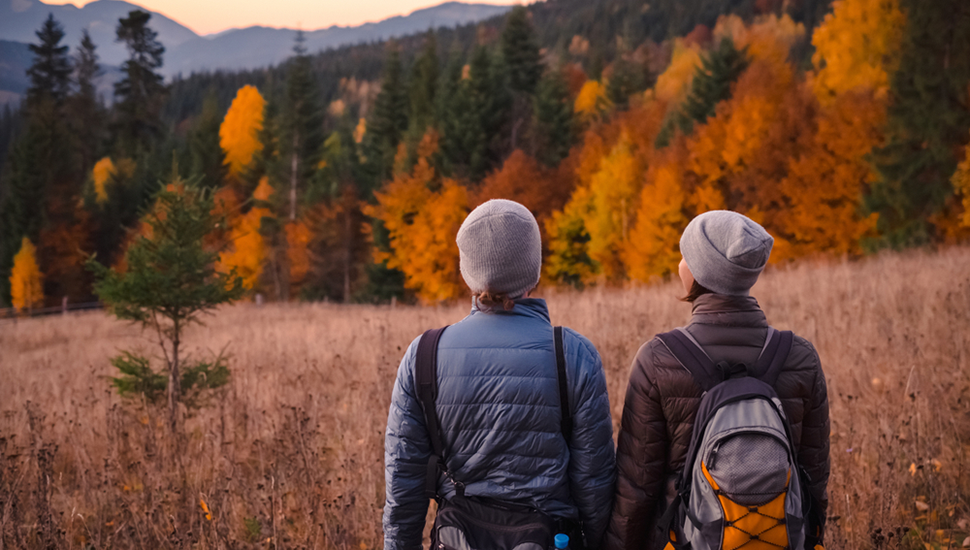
604,210,830,550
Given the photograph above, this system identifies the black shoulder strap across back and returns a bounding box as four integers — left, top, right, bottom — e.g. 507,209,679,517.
656,327,795,391
414,325,571,499
554,326,573,442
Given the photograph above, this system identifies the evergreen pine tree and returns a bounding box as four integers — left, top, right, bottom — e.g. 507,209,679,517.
867,0,970,246
365,44,409,187
501,6,542,96
409,32,439,136
500,6,541,152
189,91,226,189
656,37,749,148
69,29,105,179
280,30,324,219
533,69,576,166
25,14,72,109
114,9,165,157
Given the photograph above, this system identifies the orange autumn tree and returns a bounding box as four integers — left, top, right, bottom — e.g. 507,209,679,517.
217,177,274,291
623,144,690,281
810,0,905,104
473,150,570,224
367,131,469,303
220,85,265,179
10,237,44,310
779,89,882,258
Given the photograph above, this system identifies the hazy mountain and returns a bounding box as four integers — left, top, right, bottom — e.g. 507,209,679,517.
1,0,198,68
167,2,512,75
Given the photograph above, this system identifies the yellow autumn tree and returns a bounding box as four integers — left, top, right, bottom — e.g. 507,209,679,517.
584,134,643,279
10,237,43,310
654,40,703,103
574,80,611,119
623,152,689,281
811,0,905,103
92,157,115,203
367,131,469,303
217,177,274,290
220,85,266,179
544,185,599,287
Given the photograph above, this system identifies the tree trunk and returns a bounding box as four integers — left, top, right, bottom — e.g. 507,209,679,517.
290,133,300,221
168,327,181,433
343,211,352,302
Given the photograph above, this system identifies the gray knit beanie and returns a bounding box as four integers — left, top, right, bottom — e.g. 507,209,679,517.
457,199,542,299
679,210,773,296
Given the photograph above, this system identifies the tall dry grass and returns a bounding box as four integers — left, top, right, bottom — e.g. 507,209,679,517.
1,247,969,549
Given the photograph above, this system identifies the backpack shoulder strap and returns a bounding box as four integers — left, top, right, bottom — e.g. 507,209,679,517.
415,326,449,498
656,328,721,392
554,326,573,442
754,328,795,386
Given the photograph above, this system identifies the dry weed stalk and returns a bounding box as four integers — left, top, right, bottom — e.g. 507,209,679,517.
1,246,968,549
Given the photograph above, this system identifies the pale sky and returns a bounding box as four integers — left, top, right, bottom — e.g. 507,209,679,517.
42,0,518,36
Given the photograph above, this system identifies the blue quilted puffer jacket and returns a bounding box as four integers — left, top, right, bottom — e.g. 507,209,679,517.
383,298,616,550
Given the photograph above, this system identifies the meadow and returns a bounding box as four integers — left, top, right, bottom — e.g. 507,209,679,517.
2,246,969,550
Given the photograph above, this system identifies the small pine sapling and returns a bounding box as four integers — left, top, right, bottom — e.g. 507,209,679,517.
89,170,244,431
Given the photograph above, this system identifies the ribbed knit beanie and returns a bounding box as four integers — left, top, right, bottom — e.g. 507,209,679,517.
679,210,773,296
457,199,542,299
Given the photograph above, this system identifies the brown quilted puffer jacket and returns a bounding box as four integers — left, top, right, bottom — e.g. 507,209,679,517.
603,294,830,550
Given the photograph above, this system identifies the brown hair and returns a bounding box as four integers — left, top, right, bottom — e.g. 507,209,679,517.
475,290,516,311
681,280,714,303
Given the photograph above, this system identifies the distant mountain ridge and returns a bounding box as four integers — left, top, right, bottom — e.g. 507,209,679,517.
0,0,512,103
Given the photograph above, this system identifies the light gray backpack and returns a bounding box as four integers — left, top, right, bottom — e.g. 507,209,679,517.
654,328,816,550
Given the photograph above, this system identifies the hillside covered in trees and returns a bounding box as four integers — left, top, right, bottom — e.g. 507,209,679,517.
1,0,969,308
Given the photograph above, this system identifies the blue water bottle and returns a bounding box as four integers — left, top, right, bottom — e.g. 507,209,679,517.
554,533,569,549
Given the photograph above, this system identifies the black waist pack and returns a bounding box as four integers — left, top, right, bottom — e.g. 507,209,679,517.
416,326,577,550
431,495,558,550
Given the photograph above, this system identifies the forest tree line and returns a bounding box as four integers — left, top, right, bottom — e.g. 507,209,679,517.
1,0,969,308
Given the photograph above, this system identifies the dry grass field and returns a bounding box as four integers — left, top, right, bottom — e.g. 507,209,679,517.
2,247,970,550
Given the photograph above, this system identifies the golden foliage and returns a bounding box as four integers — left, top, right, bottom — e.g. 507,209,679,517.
219,85,265,178
92,157,115,204
811,0,905,103
653,40,703,103
544,185,598,286
367,131,469,303
778,89,882,258
624,153,688,281
218,177,274,291
574,80,611,119
585,134,642,279
10,237,43,310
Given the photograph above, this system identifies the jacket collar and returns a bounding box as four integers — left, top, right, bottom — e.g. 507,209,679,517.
689,293,768,328
470,297,551,323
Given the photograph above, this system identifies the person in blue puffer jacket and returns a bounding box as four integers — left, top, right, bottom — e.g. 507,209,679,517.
383,199,616,550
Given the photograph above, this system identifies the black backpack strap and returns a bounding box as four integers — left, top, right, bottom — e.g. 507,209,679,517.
415,326,450,498
756,329,794,386
656,328,721,392
554,327,573,442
